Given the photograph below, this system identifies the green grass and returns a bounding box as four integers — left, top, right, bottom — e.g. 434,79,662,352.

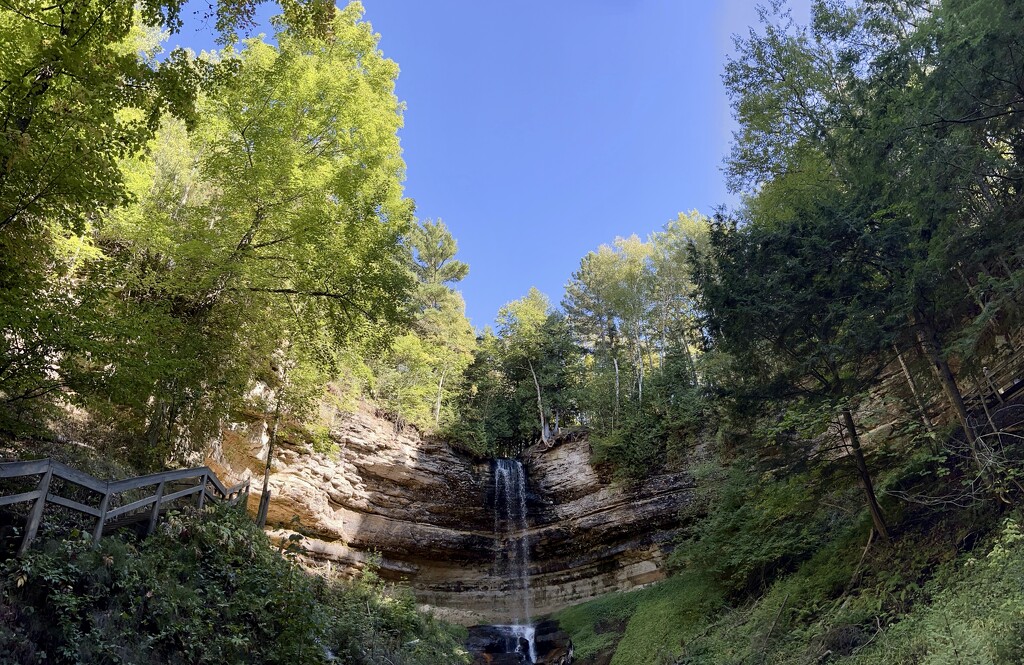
553,572,725,664
610,572,725,664
554,583,647,660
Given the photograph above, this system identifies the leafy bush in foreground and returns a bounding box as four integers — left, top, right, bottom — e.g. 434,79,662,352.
0,504,467,665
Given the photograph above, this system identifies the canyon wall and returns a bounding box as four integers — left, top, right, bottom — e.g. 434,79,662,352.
208,405,695,624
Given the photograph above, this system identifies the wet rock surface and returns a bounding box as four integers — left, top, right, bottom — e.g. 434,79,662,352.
466,625,532,664
533,620,574,664
466,621,573,665
209,405,695,623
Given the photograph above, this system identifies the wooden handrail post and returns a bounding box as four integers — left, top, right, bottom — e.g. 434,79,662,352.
92,488,111,546
147,481,166,536
19,463,53,555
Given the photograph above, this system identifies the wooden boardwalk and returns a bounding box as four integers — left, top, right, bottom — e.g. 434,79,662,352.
0,459,249,555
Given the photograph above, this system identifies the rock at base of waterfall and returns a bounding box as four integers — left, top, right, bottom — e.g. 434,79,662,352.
533,620,573,664
466,625,530,664
466,621,573,665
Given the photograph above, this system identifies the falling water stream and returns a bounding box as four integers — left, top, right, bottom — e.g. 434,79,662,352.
493,458,536,663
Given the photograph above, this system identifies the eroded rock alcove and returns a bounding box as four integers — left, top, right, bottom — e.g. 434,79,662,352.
208,406,695,624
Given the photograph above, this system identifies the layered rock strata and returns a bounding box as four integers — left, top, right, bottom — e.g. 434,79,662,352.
208,406,694,623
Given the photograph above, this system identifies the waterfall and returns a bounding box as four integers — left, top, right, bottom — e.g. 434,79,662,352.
493,458,536,663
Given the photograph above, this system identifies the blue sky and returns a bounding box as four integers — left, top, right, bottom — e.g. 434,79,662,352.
172,1,809,330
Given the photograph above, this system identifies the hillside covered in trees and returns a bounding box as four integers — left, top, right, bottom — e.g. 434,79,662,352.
3,0,1024,663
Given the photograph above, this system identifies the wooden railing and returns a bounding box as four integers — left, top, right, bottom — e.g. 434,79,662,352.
0,459,249,555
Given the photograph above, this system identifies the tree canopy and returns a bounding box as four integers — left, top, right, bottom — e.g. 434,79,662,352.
0,1,416,466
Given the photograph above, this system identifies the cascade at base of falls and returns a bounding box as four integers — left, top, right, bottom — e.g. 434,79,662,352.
469,624,536,664
466,621,573,665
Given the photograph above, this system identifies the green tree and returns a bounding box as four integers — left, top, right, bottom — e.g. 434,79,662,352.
563,236,654,423
649,212,709,384
0,0,334,430
695,202,895,540
418,293,477,427
408,219,470,309
563,216,708,453
5,3,414,463
373,292,476,431
496,288,556,444
0,2,212,429
721,0,1024,489
447,329,518,455
371,217,475,432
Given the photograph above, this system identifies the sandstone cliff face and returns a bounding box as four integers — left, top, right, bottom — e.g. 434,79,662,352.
208,406,694,624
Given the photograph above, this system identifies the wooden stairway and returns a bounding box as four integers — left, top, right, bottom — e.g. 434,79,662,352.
0,459,249,555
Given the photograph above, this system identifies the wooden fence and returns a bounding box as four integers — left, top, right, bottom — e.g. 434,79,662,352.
0,459,249,555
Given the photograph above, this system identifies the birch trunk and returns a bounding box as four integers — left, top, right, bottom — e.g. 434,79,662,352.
613,357,620,418
528,358,548,444
894,344,933,433
434,367,448,426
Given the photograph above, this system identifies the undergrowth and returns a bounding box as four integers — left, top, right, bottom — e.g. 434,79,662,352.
554,440,1024,665
0,504,468,665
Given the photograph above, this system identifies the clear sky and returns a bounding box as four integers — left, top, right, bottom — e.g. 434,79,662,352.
171,0,809,330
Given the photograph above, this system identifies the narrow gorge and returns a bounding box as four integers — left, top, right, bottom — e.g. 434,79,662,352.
208,405,696,627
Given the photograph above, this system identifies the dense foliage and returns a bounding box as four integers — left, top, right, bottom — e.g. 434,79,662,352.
557,474,1024,664
0,505,467,664
370,220,476,433
443,214,710,465
0,0,436,468
553,0,1024,662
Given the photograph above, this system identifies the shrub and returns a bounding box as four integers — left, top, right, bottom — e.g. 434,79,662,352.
0,505,468,665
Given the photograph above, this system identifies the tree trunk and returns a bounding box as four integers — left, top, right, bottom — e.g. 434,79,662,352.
613,357,620,420
956,263,1004,346
434,367,448,426
659,300,668,369
680,324,699,386
894,344,933,434
841,409,890,542
955,264,985,311
527,359,548,444
637,354,644,403
913,316,983,471
258,397,282,528
145,386,181,465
